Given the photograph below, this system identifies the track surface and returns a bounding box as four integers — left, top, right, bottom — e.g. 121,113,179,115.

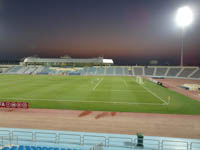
0,108,200,139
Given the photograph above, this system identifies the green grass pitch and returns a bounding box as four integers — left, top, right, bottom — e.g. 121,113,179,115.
0,74,200,114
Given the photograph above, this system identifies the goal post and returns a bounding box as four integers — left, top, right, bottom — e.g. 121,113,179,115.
136,76,144,85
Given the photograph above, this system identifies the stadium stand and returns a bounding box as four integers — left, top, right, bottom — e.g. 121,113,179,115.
133,67,143,76
55,70,63,75
7,66,23,74
124,67,129,76
22,57,113,66
3,56,200,79
2,66,15,73
96,66,105,75
144,67,154,76
66,68,83,75
17,66,29,74
80,67,88,75
128,67,133,76
2,65,200,79
178,67,197,78
105,66,114,75
37,67,51,75
32,66,44,74
23,66,37,74
115,66,123,75
87,67,96,75
190,68,200,79
166,67,182,77
155,67,168,76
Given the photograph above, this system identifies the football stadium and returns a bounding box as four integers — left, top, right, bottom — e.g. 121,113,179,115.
0,0,200,150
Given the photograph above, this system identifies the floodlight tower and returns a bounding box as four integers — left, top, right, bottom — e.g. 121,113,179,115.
175,6,194,66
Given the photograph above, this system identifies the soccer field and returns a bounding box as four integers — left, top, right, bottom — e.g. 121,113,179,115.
0,74,200,114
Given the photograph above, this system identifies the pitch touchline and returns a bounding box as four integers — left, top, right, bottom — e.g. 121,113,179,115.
0,97,166,105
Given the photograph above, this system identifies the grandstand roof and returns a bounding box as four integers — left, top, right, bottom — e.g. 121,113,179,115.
23,57,114,64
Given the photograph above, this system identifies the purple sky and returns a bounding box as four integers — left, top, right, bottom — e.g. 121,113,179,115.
0,0,200,65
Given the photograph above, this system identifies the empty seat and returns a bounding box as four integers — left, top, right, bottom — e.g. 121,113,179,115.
178,68,196,77
144,67,154,76
19,145,25,150
155,68,167,76
25,146,31,150
166,68,181,76
2,147,10,150
2,146,84,150
11,147,18,150
133,67,143,76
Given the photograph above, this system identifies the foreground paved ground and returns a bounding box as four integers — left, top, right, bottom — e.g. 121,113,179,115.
0,108,200,139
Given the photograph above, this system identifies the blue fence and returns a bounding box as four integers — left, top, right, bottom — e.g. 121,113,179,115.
0,128,200,150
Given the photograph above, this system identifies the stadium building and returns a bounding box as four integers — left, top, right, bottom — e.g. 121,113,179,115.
21,56,114,67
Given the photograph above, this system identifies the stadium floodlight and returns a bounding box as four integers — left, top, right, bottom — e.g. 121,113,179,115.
176,6,194,28
175,6,194,66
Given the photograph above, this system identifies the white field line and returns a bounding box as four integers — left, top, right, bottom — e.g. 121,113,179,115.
0,97,166,106
123,80,128,87
141,85,168,105
95,89,146,92
132,78,168,105
92,78,103,91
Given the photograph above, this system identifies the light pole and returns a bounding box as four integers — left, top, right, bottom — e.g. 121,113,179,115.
175,6,194,66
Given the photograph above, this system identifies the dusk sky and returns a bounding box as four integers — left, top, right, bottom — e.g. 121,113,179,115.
0,0,200,65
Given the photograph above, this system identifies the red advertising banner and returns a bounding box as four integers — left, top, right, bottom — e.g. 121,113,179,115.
0,102,29,109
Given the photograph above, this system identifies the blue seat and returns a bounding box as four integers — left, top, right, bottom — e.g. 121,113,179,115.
48,147,55,150
11,146,18,150
31,146,37,150
19,145,25,150
6,145,82,150
41,147,48,150
2,147,10,150
25,146,31,150
36,147,42,150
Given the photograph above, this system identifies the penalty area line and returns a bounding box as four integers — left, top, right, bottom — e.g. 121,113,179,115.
0,97,166,106
92,78,103,91
123,80,128,87
131,78,168,105
141,85,168,105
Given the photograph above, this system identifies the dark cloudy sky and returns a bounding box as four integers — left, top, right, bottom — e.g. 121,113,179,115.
0,0,199,65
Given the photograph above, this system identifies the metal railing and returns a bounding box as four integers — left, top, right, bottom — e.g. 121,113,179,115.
0,130,199,150
83,135,106,146
134,138,160,150
108,137,133,148
58,133,81,145
162,140,188,150
190,142,200,150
